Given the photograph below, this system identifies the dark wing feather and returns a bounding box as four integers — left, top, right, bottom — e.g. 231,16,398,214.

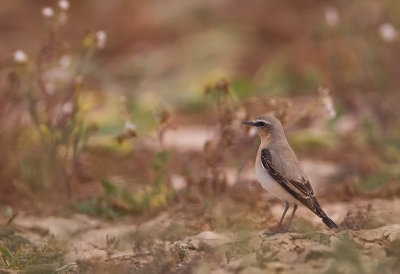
260,148,326,219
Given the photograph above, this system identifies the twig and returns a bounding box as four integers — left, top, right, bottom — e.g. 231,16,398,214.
6,212,18,226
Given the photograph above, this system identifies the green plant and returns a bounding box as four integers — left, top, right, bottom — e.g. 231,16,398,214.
0,236,65,271
76,178,173,218
0,246,24,269
10,2,104,194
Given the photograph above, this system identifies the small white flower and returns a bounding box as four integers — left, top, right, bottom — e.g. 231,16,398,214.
42,7,55,18
59,55,71,68
379,23,397,42
325,6,339,27
123,121,136,134
13,50,28,64
95,31,107,49
57,0,69,11
322,96,336,119
171,174,187,191
62,102,73,114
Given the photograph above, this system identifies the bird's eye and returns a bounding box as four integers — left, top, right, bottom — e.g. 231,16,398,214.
254,121,266,127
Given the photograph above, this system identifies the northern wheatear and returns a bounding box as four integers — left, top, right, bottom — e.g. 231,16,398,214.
243,114,337,233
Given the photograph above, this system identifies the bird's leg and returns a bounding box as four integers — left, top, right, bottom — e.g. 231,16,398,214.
277,201,289,229
263,201,289,236
287,203,298,231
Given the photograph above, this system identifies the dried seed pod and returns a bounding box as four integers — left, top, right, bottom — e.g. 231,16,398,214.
215,79,229,93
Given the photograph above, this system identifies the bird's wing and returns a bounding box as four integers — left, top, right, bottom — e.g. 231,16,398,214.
260,148,326,218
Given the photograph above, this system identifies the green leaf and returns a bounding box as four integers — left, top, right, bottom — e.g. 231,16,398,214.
101,179,119,196
0,246,14,261
157,150,171,163
75,199,97,215
100,201,119,219
121,190,137,207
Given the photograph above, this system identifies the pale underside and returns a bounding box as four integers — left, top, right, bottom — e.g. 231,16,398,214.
255,161,298,204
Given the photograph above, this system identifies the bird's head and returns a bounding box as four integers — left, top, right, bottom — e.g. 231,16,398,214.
242,114,284,140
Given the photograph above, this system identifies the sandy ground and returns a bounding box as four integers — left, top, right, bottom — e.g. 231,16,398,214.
0,198,399,273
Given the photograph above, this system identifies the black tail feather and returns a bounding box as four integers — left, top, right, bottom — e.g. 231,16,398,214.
322,216,338,229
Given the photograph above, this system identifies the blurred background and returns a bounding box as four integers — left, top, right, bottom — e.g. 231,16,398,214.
1,0,400,272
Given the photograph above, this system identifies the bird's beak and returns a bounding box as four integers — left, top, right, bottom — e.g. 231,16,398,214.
242,121,255,127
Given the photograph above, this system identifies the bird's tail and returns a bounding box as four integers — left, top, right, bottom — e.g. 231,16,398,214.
322,216,338,229
311,197,338,229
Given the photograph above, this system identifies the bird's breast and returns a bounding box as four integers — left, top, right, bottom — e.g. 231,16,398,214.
255,160,297,204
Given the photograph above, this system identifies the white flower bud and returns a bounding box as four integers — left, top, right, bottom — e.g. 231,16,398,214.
325,7,339,27
42,7,55,18
62,102,73,114
379,23,397,42
95,31,107,49
322,96,336,119
13,50,28,64
59,55,71,68
57,0,70,11
123,121,136,135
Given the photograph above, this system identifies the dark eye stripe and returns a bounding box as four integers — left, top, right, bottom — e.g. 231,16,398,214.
255,121,266,127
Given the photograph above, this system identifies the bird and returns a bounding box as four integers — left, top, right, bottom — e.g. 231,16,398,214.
243,114,337,234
